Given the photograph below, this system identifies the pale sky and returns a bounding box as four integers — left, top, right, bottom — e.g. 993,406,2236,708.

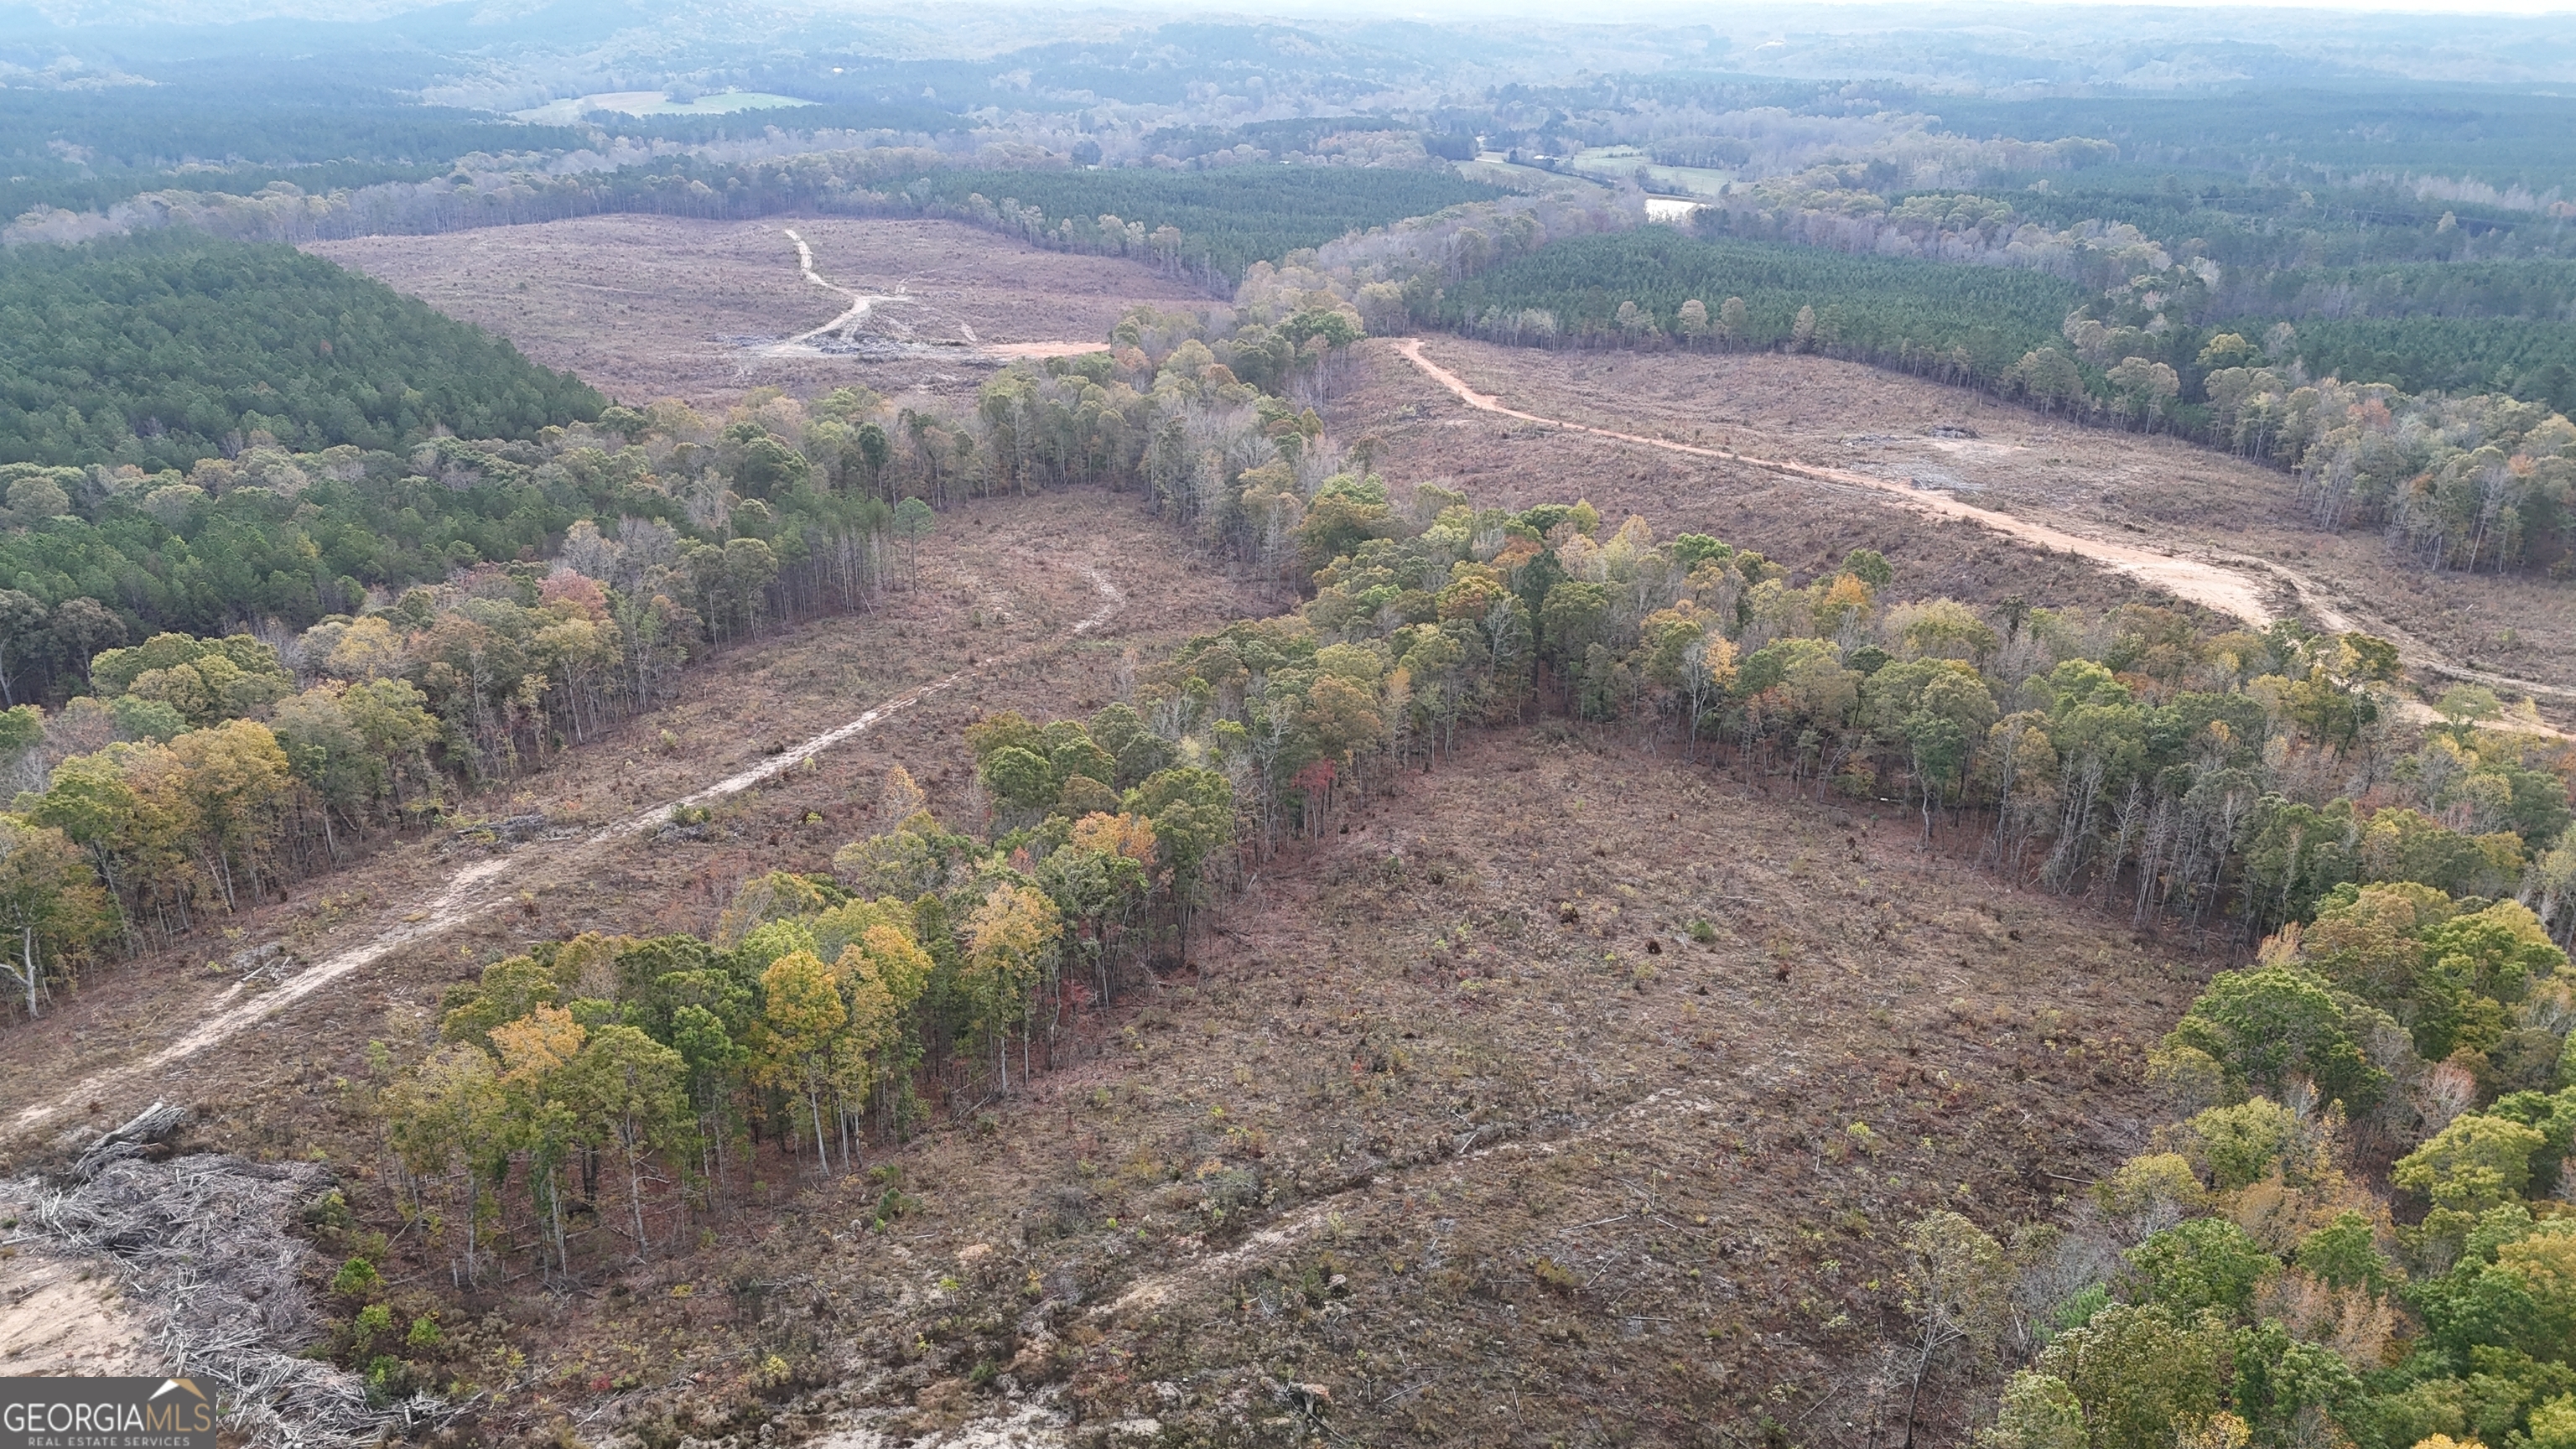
1179,0,2576,24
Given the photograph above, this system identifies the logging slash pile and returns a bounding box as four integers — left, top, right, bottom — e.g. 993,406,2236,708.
10,1102,450,1446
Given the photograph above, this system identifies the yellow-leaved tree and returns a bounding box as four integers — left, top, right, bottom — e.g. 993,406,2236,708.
964,882,1061,1091
382,1041,511,1285
753,950,847,1177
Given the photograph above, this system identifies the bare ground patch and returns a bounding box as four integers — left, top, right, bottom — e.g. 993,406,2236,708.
0,1243,158,1376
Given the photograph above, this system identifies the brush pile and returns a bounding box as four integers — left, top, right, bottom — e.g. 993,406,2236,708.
24,1107,449,1446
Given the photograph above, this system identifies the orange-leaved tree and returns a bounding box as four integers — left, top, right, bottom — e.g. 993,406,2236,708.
491,1004,586,1275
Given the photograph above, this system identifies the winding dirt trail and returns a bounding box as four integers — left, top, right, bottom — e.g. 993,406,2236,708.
1395,339,2281,622
764,227,1107,363
1394,338,2576,721
768,227,917,354
10,568,1127,1134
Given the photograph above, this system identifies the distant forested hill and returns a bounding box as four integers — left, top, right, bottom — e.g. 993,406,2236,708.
0,231,602,469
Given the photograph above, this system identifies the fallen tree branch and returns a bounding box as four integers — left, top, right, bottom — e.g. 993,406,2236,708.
70,1100,190,1182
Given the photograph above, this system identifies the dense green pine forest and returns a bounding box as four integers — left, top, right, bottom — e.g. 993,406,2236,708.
0,88,592,219
0,445,637,637
0,231,602,469
584,100,967,144
1920,85,2576,195
2235,260,2576,324
898,166,1509,279
2281,315,2576,400
1438,227,2088,378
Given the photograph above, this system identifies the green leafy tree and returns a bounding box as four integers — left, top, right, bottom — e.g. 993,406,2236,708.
2036,1304,2231,1449
0,590,49,707
1981,1372,2086,1449
2293,1210,2394,1296
2163,964,2387,1112
2395,1114,2548,1212
852,423,893,493
1124,767,1235,958
558,1024,691,1258
1538,580,1609,676
2127,1217,2277,1317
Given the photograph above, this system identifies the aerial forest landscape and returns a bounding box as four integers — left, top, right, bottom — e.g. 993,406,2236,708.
5,2,2576,1446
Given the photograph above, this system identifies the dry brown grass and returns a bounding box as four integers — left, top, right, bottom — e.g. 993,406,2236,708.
329,731,2191,1449
766,736,2199,1448
308,216,1208,408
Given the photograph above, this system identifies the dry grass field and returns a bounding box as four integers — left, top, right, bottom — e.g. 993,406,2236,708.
711,736,2194,1449
309,216,1209,408
1348,338,2576,705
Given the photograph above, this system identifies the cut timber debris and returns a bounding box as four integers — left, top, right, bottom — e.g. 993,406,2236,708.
22,1153,454,1446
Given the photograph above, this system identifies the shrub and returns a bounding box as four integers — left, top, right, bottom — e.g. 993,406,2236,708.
330,1256,383,1299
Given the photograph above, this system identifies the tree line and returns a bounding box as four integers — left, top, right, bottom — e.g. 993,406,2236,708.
1673,169,2576,436
0,392,921,699
0,288,1380,1022
1119,445,2576,956
1283,217,2576,579
0,388,949,1018
349,731,1230,1316
0,86,592,222
894,164,1506,287
1433,226,2082,379
10,153,1505,294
